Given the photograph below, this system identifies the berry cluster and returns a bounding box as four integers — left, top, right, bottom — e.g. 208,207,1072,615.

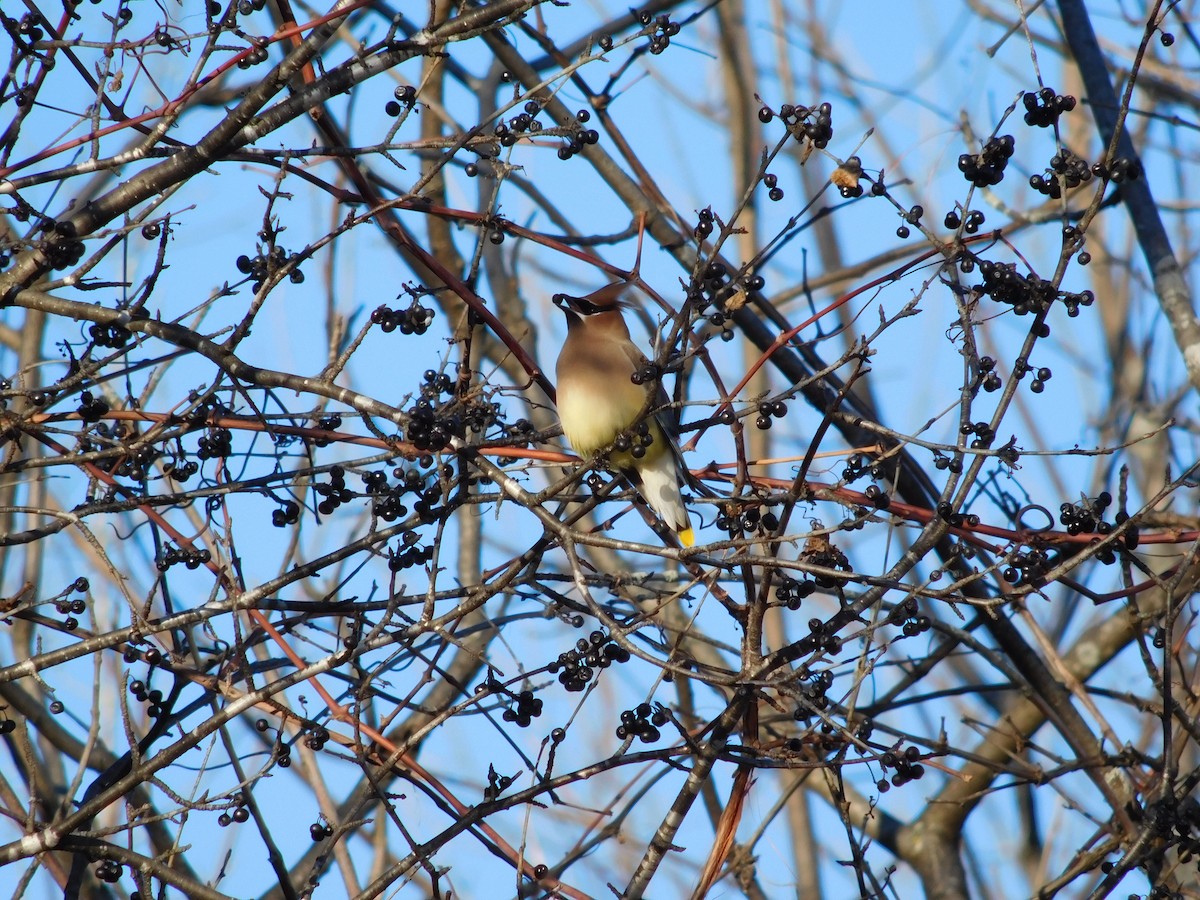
88,322,132,349
1128,799,1200,874
236,245,305,291
628,362,660,388
776,575,816,610
1095,157,1141,183
382,465,432,518
841,452,878,484
933,452,963,473
958,134,1015,187
76,390,109,424
463,396,504,436
9,12,44,48
831,157,864,198
556,108,599,160
52,579,88,631
370,300,434,335
1012,357,1053,393
547,630,631,692
387,539,433,572
95,861,123,883
1001,545,1059,586
272,500,300,527
217,792,251,827
803,617,843,655
1022,87,1076,127
123,643,163,666
385,84,417,117
406,401,449,453
687,260,745,341
793,670,835,723
164,457,199,482
129,677,167,718
28,216,86,271
314,465,353,516
694,206,715,241
359,463,450,531
616,702,667,743
236,40,269,69
303,725,330,751
405,369,504,451
961,420,995,449
946,539,978,564
1029,147,1092,198
977,355,1002,392
716,503,782,537
895,204,924,238
364,466,412,514
936,502,980,529
495,108,542,148
310,820,335,841
798,102,834,147
156,544,212,571
763,171,784,202
312,412,342,447
754,399,788,430
975,259,1056,316
889,597,932,637
502,689,544,727
876,745,927,790
758,102,834,149
800,538,852,588
1059,492,1112,535
644,12,681,54
943,209,986,233
229,0,268,17
611,419,654,459
115,445,160,482
407,368,462,450
196,426,233,459
1060,285,1099,316
862,484,891,510
370,480,408,523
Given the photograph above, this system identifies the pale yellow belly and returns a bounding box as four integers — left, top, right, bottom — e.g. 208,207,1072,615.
558,379,649,457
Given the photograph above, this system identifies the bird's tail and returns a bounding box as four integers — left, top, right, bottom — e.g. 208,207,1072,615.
630,450,694,547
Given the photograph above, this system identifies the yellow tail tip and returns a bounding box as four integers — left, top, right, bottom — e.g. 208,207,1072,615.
678,527,695,548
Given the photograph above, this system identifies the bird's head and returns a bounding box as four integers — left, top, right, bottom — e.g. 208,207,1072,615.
553,282,630,324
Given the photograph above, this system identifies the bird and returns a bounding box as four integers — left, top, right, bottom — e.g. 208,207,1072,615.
552,283,694,547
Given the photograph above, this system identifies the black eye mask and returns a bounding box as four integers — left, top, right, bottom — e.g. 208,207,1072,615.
553,294,604,316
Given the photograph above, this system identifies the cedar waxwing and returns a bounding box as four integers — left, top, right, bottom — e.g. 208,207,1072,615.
553,284,695,547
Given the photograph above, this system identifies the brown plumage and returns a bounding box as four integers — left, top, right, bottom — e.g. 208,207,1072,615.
553,283,694,546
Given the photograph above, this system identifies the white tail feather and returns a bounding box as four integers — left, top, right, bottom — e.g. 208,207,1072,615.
635,450,690,537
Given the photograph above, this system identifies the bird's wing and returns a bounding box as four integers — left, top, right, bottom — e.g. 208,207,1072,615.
615,336,716,500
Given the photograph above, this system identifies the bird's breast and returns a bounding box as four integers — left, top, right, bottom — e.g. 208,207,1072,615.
556,342,650,456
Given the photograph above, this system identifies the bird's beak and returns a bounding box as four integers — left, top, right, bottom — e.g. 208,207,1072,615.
553,293,583,314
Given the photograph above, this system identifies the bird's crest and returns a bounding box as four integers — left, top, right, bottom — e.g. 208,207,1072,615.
552,282,632,317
